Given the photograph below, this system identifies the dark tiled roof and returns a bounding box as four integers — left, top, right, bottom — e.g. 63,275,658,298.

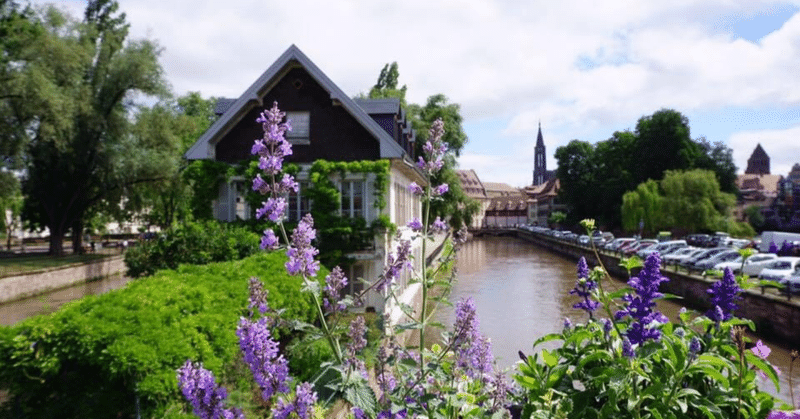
214,98,236,116
353,98,401,115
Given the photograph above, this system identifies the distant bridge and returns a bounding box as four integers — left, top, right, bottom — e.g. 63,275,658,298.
469,227,519,237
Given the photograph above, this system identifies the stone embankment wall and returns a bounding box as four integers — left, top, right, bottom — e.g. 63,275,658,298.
517,229,800,347
0,256,125,304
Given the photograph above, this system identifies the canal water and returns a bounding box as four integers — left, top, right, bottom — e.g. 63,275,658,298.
434,236,799,406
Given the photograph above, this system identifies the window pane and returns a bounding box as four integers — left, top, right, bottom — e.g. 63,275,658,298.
286,112,310,139
353,181,363,218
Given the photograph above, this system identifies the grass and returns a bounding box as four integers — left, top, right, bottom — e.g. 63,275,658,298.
0,253,112,277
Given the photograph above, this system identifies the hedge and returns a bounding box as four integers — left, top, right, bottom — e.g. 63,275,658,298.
0,251,325,419
124,221,260,277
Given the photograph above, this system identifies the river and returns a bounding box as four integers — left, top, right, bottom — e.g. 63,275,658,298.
433,236,799,406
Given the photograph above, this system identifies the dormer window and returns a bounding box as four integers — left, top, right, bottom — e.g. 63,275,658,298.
286,111,310,145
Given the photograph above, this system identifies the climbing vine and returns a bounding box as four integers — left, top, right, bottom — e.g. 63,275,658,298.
306,159,394,268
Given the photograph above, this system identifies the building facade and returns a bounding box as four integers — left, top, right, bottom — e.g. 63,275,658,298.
184,45,432,316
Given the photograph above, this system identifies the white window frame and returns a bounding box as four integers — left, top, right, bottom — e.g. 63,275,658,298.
286,181,311,222
339,180,366,219
285,111,310,145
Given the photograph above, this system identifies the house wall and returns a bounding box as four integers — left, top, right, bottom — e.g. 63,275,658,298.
215,67,381,164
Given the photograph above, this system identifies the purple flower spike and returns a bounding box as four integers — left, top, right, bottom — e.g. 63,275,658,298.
273,382,317,419
286,214,320,277
237,317,290,401
407,217,423,232
432,183,449,196
260,229,279,250
453,297,494,379
408,182,424,196
177,360,244,419
323,266,348,314
752,340,771,359
570,257,599,317
706,267,741,322
377,239,412,292
622,337,635,358
431,217,448,234
615,252,669,345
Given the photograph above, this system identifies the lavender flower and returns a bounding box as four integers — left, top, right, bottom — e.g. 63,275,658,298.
570,257,600,317
453,297,494,378
236,317,290,401
377,238,412,292
622,337,635,358
431,217,448,234
260,229,279,250
615,252,669,345
408,182,424,196
417,119,447,175
563,317,572,330
323,266,348,314
601,318,612,337
376,346,397,404
689,337,701,358
176,361,243,419
346,316,368,376
256,197,288,222
406,217,423,232
432,183,449,196
752,340,772,359
273,382,317,419
248,277,269,317
285,214,320,277
706,267,741,322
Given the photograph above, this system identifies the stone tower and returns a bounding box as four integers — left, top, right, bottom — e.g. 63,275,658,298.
533,122,547,186
745,143,770,175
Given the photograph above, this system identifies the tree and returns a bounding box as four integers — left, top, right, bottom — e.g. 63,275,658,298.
123,93,217,229
744,204,765,232
632,109,703,183
364,63,477,228
695,137,738,194
0,170,22,249
621,179,663,235
554,140,596,225
659,169,735,233
4,1,168,255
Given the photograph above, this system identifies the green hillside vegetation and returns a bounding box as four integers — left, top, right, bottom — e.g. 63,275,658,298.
0,252,326,419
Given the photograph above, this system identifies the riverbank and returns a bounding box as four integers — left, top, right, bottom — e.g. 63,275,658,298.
0,255,125,304
516,229,800,348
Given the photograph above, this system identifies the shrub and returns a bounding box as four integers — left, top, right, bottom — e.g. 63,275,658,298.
0,252,326,419
124,220,259,277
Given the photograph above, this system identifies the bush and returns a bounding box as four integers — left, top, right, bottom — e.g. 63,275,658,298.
0,252,326,419
125,220,259,277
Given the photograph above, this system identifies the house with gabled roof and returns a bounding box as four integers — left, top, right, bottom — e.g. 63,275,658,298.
185,45,433,318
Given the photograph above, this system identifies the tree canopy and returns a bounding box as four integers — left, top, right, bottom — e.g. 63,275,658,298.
2,0,169,254
554,109,738,230
363,63,478,228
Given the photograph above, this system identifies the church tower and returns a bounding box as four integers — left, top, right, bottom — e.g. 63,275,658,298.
533,122,547,186
745,143,770,175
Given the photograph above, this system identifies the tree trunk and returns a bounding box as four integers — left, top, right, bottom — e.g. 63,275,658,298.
48,226,65,256
72,218,84,254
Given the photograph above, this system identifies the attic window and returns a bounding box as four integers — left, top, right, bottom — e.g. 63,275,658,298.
293,79,303,89
286,111,310,145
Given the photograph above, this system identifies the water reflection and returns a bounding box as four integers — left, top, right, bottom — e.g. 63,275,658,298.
435,236,799,405
0,273,132,326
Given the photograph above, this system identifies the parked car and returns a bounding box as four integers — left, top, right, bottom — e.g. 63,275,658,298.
662,247,702,265
680,247,730,271
741,253,780,277
623,239,658,256
694,249,741,271
637,240,687,259
713,252,767,274
606,238,636,252
578,235,591,246
758,257,800,282
780,272,800,295
685,234,711,248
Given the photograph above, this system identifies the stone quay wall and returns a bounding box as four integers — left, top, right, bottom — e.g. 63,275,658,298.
0,256,125,304
516,229,800,347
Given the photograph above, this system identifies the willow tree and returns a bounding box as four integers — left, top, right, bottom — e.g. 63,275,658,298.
4,1,168,254
621,179,663,235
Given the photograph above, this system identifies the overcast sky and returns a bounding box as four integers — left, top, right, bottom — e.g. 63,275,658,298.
47,0,800,187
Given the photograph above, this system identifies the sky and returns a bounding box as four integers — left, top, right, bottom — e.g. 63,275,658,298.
44,0,800,188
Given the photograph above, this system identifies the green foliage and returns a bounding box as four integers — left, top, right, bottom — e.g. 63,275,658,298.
555,109,738,229
305,159,392,268
515,311,780,419
621,179,663,234
6,1,169,255
660,169,736,233
745,205,766,232
183,159,231,221
124,220,259,277
549,211,567,226
0,252,323,419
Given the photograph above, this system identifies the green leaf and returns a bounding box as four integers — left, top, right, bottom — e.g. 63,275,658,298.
532,333,563,348
745,352,780,391
345,383,378,417
541,349,558,368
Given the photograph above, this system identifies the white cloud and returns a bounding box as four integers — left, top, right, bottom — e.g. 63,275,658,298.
31,0,800,186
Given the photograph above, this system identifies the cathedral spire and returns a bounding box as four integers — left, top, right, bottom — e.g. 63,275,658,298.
533,121,547,186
